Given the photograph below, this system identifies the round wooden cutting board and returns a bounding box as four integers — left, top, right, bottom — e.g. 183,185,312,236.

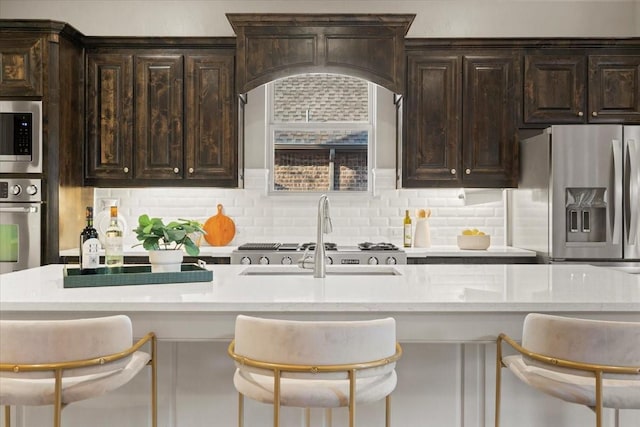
203,204,236,246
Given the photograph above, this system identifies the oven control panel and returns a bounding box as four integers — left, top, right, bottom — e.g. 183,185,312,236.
0,178,41,202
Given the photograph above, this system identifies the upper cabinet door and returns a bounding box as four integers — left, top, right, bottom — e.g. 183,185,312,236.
86,53,134,180
184,54,237,186
134,54,184,180
524,54,586,124
462,54,520,188
0,36,43,97
404,53,461,187
589,55,640,123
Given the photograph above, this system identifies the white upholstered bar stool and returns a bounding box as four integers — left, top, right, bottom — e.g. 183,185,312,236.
0,315,157,427
227,315,402,427
495,313,640,427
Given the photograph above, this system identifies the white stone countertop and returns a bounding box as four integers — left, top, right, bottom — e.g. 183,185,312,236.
60,245,537,258
403,245,536,257
2,263,638,313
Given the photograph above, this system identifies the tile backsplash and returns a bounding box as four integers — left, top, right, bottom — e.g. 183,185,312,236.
94,169,506,248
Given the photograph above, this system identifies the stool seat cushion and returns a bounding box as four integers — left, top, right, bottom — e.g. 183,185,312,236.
0,350,150,406
503,354,640,409
234,368,397,408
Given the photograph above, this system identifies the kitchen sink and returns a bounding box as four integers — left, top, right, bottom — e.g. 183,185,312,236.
239,266,402,276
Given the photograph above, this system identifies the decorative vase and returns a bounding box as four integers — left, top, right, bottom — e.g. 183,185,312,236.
413,218,431,248
148,250,184,273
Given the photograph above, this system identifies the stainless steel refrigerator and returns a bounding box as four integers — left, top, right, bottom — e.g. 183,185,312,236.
509,125,639,266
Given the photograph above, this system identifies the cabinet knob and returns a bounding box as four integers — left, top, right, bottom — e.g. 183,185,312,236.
450,169,456,175
577,111,584,117
123,167,129,173
173,167,180,174
188,167,194,174
465,168,471,175
592,112,598,117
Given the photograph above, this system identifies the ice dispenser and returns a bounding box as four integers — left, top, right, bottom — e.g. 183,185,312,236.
565,188,607,243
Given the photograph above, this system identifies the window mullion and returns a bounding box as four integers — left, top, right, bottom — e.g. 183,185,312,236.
329,148,336,191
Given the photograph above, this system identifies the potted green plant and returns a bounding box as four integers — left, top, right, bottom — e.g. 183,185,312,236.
133,214,205,272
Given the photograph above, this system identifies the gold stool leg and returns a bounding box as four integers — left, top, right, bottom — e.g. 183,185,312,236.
4,405,10,427
54,370,63,427
495,336,503,427
238,393,244,427
386,395,391,427
151,334,157,427
595,371,603,427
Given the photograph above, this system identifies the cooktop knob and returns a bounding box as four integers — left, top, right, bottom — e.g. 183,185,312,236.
326,256,333,265
385,256,397,265
11,184,21,196
26,184,38,196
368,256,379,265
240,257,251,265
281,256,292,265
259,256,270,265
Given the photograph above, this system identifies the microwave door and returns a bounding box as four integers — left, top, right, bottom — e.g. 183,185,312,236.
624,126,640,260
550,125,623,260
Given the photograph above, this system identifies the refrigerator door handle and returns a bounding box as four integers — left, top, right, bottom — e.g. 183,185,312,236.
627,138,639,244
612,139,622,245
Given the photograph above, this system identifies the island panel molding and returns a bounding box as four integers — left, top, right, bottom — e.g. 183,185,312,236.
227,13,415,94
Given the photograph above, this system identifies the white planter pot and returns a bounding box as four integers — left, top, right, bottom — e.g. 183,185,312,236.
148,250,184,273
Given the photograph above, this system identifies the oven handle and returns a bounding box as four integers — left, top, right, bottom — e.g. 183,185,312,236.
0,206,39,213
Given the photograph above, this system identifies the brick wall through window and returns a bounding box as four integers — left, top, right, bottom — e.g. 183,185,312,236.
271,74,371,192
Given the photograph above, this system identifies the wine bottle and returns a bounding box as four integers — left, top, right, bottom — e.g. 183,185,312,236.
403,209,412,248
79,206,100,274
104,205,124,271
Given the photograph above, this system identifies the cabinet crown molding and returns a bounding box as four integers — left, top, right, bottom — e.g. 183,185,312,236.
227,13,415,94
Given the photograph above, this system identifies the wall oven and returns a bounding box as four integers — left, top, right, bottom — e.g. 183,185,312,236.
0,100,42,173
0,178,42,273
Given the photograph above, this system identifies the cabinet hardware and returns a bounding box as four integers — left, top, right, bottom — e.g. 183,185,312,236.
592,112,598,117
188,167,194,174
465,168,471,175
450,169,456,175
577,111,584,117
123,167,129,173
173,167,179,174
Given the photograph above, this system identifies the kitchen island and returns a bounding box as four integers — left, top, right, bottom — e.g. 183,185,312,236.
1,264,638,427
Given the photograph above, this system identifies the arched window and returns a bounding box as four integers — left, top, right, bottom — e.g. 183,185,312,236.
267,74,374,192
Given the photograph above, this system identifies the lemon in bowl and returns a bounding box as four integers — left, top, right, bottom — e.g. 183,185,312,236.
457,229,490,250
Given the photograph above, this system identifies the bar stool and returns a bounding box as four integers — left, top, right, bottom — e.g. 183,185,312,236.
227,315,402,427
495,313,640,427
0,315,157,427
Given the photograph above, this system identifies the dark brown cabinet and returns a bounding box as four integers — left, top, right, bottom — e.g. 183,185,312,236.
85,47,237,187
404,50,519,188
524,53,640,124
462,54,519,187
134,54,184,180
589,55,640,123
523,54,586,123
0,36,43,96
185,54,236,184
86,53,134,179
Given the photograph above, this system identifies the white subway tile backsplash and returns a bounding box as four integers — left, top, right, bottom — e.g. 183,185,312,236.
95,168,506,247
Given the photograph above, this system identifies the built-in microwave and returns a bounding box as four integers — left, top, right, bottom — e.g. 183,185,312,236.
0,100,42,173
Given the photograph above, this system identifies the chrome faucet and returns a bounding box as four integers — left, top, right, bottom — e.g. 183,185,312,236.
298,194,333,278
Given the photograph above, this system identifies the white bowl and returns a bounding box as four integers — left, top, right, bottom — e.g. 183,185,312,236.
457,234,490,250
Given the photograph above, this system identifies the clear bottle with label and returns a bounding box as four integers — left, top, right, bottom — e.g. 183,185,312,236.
79,206,100,274
403,209,412,248
104,205,124,270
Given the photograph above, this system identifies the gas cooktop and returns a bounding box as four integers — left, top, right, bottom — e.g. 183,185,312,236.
231,242,406,265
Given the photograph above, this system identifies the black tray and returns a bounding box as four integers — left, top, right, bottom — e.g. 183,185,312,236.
63,263,213,288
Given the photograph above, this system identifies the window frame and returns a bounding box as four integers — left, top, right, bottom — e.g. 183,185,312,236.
266,74,376,194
